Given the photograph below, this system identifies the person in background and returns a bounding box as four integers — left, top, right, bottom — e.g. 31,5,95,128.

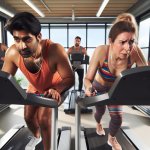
0,43,8,69
3,12,74,150
84,21,147,150
67,36,87,91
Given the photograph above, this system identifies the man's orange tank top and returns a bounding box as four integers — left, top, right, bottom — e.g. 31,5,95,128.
18,39,62,94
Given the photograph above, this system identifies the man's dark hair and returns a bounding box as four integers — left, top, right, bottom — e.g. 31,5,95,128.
75,36,81,41
5,12,41,36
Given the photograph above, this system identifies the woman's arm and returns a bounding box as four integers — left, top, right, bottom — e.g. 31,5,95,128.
84,45,105,96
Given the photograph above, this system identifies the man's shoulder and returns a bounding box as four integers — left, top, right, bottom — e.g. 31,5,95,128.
5,45,18,57
67,46,74,52
46,41,65,56
43,39,54,46
80,46,86,50
69,46,74,49
44,39,61,50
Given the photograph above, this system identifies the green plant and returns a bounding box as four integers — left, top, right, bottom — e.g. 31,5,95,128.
14,76,23,85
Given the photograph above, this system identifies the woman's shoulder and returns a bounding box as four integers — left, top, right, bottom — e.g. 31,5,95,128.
91,45,108,64
95,45,108,55
130,44,141,58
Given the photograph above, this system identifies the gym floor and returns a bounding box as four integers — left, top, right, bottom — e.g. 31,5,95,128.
0,104,150,150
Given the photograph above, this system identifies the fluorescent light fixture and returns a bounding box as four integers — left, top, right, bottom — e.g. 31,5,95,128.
96,0,109,17
0,6,14,17
23,0,45,17
40,0,51,13
72,9,75,21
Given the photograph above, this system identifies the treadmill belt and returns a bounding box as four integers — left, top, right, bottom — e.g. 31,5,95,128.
0,104,9,112
135,105,150,116
1,127,44,150
85,128,137,150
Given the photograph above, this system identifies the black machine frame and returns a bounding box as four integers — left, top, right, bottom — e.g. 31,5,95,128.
0,71,71,150
64,53,92,114
75,66,150,150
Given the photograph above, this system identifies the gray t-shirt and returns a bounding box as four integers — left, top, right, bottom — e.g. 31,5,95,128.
70,46,84,69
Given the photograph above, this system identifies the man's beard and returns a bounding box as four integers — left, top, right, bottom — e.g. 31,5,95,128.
19,48,33,58
75,43,79,47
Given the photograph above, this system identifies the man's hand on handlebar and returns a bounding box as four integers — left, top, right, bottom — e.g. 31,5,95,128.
44,89,61,104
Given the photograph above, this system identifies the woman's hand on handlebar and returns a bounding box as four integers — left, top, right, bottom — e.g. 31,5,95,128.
85,87,97,97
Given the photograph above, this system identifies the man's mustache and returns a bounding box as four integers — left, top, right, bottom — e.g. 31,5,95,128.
19,48,32,58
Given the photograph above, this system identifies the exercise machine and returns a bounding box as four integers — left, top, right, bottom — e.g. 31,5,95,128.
75,66,150,150
0,70,71,150
0,50,10,112
0,50,5,68
132,105,150,117
64,53,92,114
0,50,5,57
0,104,9,112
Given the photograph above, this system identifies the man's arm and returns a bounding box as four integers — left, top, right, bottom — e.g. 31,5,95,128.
67,47,72,55
50,44,74,94
82,47,87,55
2,46,18,75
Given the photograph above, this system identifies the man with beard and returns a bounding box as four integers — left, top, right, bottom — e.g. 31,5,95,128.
67,36,87,91
3,12,74,150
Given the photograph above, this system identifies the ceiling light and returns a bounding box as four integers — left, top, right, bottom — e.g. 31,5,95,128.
96,0,109,17
72,9,75,21
40,0,52,13
0,6,14,17
72,5,75,21
23,0,45,17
